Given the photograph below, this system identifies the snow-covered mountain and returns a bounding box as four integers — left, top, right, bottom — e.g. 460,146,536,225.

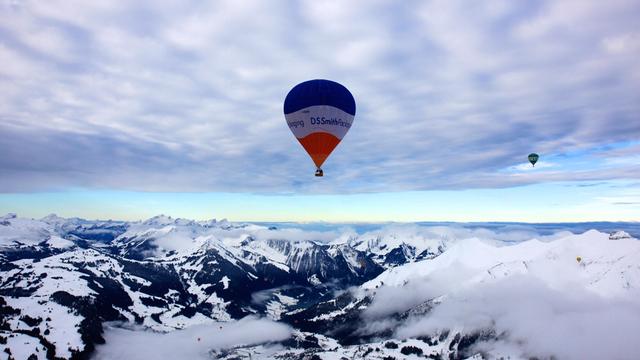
348,224,451,266
277,229,640,360
1,214,639,360
1,214,386,358
363,230,640,296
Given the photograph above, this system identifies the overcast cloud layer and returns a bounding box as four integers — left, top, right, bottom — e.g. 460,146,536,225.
1,0,639,193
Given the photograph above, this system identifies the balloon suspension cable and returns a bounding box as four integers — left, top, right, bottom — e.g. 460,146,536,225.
315,167,324,177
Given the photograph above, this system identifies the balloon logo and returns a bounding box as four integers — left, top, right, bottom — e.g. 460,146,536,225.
284,79,356,176
528,153,539,167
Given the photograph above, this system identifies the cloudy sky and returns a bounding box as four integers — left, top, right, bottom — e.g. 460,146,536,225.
1,0,639,221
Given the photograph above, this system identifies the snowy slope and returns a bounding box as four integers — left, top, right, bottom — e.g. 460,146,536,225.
363,230,640,297
0,214,54,247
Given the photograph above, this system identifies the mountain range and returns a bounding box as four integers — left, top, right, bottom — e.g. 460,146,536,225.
1,213,638,360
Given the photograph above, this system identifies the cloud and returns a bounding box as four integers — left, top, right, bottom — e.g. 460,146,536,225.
212,225,352,244
358,223,569,247
597,195,640,207
1,0,640,193
395,277,640,360
510,161,557,171
363,270,466,319
93,316,292,360
603,32,640,54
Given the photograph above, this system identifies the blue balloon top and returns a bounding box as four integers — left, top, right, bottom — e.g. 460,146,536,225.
284,79,356,116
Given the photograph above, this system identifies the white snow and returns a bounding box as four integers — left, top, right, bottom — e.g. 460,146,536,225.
0,216,53,246
219,276,230,289
0,332,47,360
308,274,322,285
274,293,298,306
610,230,633,240
4,297,85,359
47,235,75,249
265,293,299,320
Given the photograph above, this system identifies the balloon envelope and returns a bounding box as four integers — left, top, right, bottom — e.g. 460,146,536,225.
528,153,539,166
284,79,356,169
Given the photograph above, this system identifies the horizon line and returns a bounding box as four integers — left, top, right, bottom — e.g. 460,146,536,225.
4,212,639,225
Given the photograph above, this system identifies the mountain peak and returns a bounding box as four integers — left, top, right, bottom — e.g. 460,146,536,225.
609,230,633,240
1,212,17,220
142,214,175,226
41,213,65,222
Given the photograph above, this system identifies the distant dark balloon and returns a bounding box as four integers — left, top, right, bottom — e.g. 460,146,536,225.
528,153,539,167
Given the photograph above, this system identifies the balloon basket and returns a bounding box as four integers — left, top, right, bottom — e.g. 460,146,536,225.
315,168,324,177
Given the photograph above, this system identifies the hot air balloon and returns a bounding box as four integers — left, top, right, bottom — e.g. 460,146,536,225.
284,79,356,176
528,153,539,167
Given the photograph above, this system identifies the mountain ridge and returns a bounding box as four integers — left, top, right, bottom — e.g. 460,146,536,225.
1,214,639,359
